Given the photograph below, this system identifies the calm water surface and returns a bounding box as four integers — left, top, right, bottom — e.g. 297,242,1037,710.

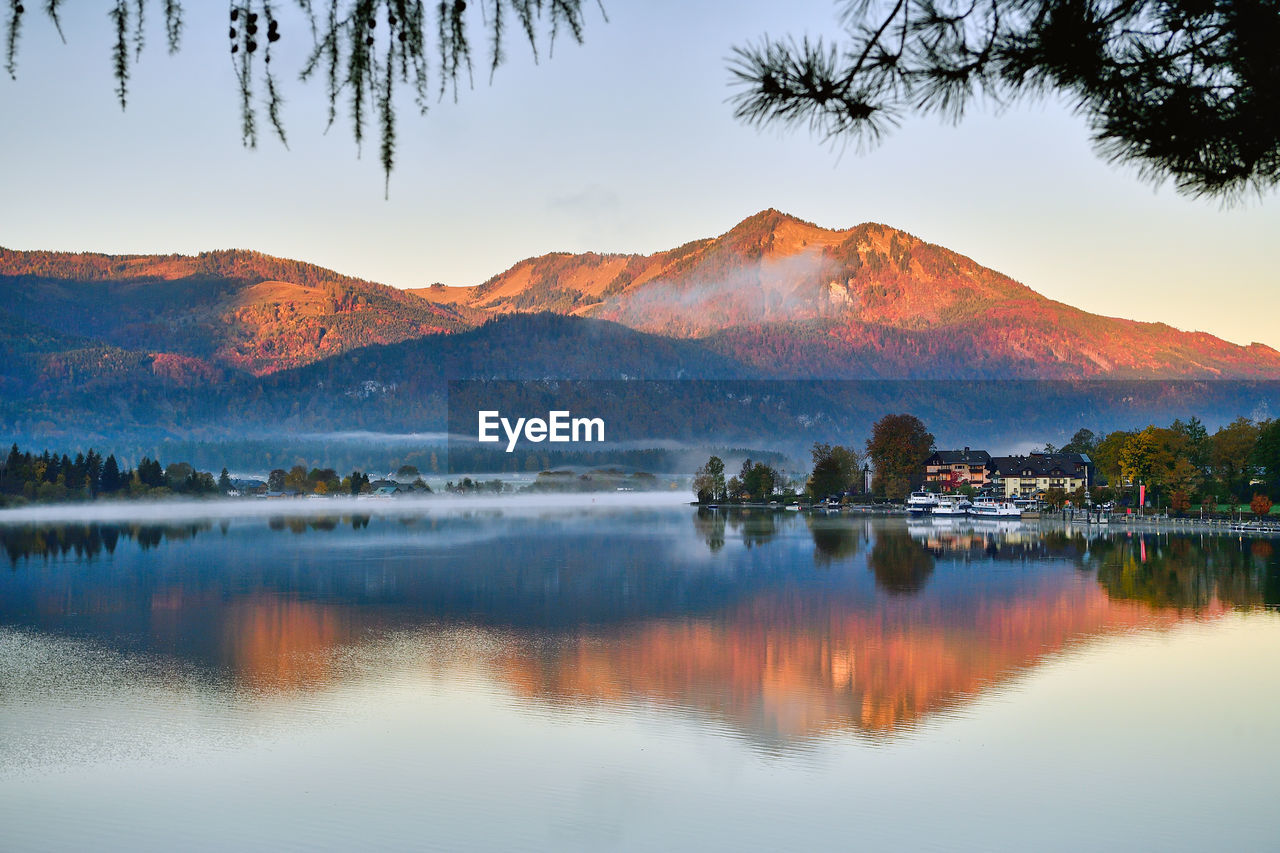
1,503,1278,851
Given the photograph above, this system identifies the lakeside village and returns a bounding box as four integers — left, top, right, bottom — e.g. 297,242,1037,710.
692,414,1280,526
4,413,1280,524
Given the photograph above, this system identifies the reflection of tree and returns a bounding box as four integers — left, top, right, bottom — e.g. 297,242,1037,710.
1,521,211,564
1,515,398,563
727,508,780,549
693,507,726,553
808,517,860,566
868,530,935,595
1092,535,1277,610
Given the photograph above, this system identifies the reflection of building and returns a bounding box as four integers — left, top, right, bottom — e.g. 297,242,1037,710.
989,452,1092,498
923,448,991,490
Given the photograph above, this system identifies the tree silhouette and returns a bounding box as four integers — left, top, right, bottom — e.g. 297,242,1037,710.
729,0,1280,199
4,0,600,193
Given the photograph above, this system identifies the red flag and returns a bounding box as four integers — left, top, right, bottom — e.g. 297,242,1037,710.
1139,484,1146,507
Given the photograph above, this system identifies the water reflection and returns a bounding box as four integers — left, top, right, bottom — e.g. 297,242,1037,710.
1090,535,1277,610
1,510,1277,744
807,515,863,565
868,529,935,594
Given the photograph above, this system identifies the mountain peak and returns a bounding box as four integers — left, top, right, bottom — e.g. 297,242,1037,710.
7,217,1280,383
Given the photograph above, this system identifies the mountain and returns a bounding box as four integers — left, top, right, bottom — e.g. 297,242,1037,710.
414,209,1280,379
0,247,473,377
1,313,761,441
5,213,1280,447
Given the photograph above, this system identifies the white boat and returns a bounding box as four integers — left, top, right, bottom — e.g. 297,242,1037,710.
906,490,940,515
969,498,1022,519
932,496,971,517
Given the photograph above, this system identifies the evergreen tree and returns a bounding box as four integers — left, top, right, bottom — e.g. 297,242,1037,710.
730,0,1280,198
85,449,103,495
137,456,165,488
101,454,121,492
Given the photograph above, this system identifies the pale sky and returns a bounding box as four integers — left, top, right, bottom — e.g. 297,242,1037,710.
2,1,1277,347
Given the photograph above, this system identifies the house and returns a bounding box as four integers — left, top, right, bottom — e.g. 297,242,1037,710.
988,452,1093,498
924,447,992,491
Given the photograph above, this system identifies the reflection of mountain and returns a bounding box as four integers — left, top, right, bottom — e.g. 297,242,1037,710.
221,597,352,691
2,515,1277,741
496,583,1195,740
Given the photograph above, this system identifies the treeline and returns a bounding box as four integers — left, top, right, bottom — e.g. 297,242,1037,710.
1052,417,1280,510
0,442,419,505
693,413,928,503
0,443,220,504
693,443,865,505
261,466,424,496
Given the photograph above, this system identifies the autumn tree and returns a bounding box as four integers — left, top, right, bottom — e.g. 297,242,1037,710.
1090,430,1131,486
1116,425,1199,501
729,0,1280,198
1118,427,1160,488
1169,490,1191,516
1251,493,1273,519
725,475,743,501
692,455,727,504
284,465,309,492
866,413,933,500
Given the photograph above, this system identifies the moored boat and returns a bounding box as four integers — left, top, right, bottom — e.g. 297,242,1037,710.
969,498,1022,519
906,490,940,515
932,496,971,517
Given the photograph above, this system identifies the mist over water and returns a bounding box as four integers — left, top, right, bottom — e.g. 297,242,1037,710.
0,491,690,525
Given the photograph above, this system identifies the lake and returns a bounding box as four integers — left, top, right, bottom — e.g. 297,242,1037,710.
2,498,1278,851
